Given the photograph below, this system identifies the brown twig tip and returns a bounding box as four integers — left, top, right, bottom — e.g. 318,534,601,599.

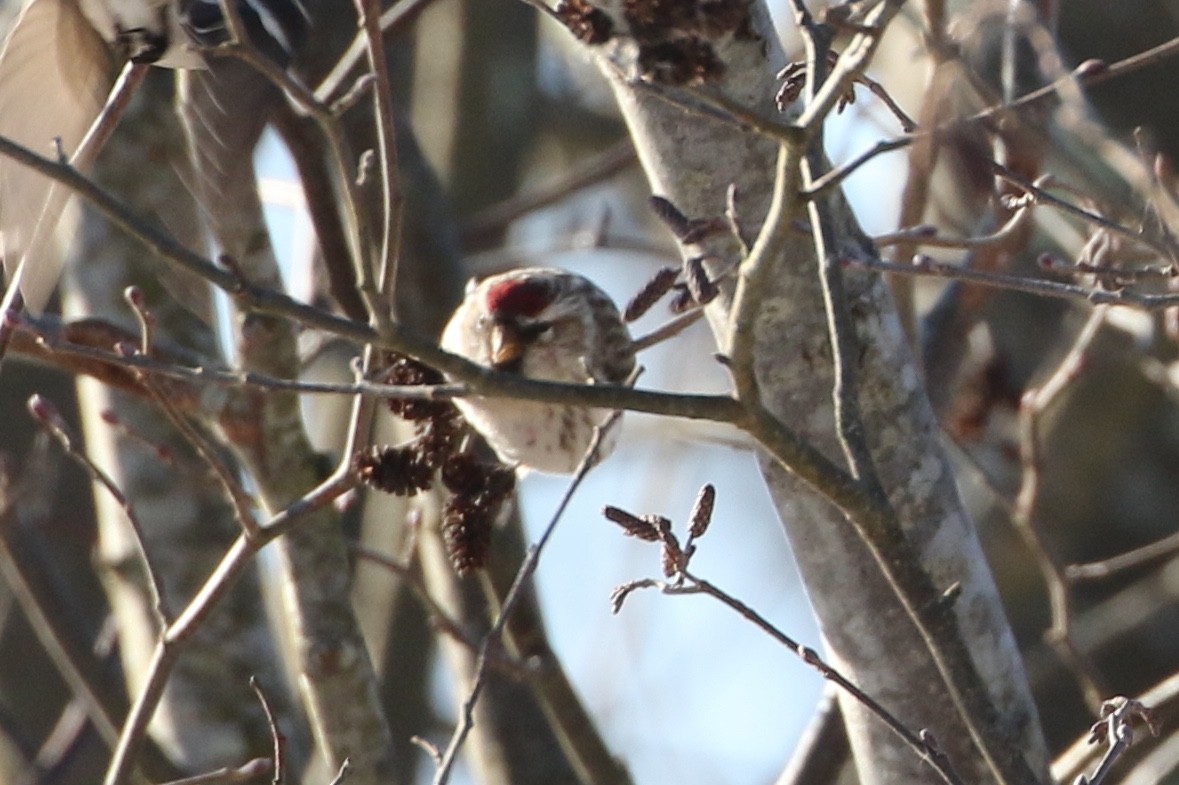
608,578,650,613
248,675,284,785
217,253,241,276
625,266,679,322
122,286,146,309
330,73,376,115
356,148,376,187
1089,697,1160,744
687,483,715,538
602,505,662,541
648,194,734,245
555,0,615,44
327,759,351,785
920,729,944,755
410,735,443,765
354,445,434,496
1154,151,1176,190
1075,58,1108,78
216,253,249,293
609,585,633,614
26,394,62,426
685,256,719,304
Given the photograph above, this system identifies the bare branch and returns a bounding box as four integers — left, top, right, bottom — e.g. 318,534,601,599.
431,414,623,785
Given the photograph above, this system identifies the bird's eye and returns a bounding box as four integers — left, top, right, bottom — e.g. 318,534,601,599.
520,321,553,342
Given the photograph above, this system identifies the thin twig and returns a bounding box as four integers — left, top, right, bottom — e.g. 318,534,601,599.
327,759,351,785
804,38,1179,202
351,544,535,674
213,0,376,303
796,10,882,490
848,254,1179,311
1012,308,1108,712
802,135,914,199
28,395,171,626
315,0,440,103
990,161,1179,265
0,133,767,433
17,311,747,425
353,0,403,314
633,79,803,146
774,4,1046,784
102,471,357,785
629,309,705,352
138,368,262,537
157,758,272,785
122,294,262,537
1066,530,1179,581
0,483,125,752
431,413,620,785
327,0,406,492
874,197,1036,251
854,69,917,132
1078,698,1159,785
616,569,965,785
249,677,284,785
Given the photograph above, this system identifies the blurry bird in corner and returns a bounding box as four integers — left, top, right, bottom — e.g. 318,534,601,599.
0,0,307,313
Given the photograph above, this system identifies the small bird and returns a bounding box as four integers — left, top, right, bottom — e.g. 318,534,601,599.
440,268,636,475
0,0,307,311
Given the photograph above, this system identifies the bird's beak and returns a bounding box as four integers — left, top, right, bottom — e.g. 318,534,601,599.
489,322,525,370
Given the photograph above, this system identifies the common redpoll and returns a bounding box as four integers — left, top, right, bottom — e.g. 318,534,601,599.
440,268,636,475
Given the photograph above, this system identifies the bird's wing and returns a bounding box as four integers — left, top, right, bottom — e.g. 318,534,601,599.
0,0,114,311
178,57,285,288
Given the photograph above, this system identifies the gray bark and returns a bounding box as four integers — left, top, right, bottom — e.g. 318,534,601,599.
589,4,1048,783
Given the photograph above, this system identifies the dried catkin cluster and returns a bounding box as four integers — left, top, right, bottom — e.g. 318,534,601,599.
355,354,516,574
